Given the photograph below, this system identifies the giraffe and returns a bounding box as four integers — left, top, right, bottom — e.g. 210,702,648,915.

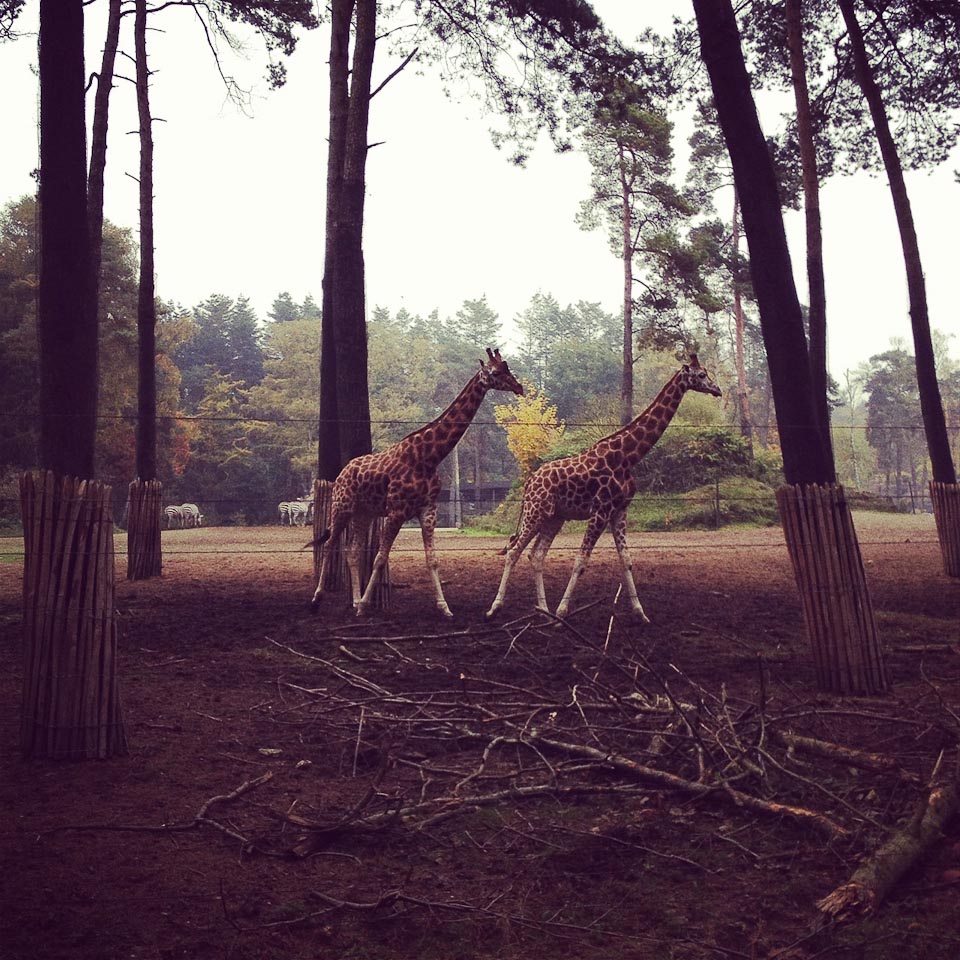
311,348,523,618
485,355,722,621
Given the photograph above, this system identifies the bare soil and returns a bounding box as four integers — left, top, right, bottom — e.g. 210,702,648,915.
1,513,959,960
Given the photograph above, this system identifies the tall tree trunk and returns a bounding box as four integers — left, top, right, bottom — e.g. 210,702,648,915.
731,190,753,449
38,0,96,477
135,0,157,482
319,0,375,477
129,0,162,580
333,0,374,464
691,0,832,485
318,0,351,480
27,0,127,757
86,0,121,358
619,142,633,426
692,0,885,695
837,0,959,575
836,0,954,485
786,0,832,461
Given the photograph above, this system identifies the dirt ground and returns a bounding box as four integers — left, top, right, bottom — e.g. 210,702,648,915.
1,513,959,960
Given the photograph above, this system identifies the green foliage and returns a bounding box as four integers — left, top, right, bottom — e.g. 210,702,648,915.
628,478,781,531
636,424,768,493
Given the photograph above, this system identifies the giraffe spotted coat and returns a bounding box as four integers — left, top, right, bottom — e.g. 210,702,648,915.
486,355,722,621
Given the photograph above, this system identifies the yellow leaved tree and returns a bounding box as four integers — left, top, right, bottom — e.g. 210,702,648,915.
494,382,565,478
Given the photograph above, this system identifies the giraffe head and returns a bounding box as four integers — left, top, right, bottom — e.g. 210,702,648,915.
480,347,524,396
679,354,722,397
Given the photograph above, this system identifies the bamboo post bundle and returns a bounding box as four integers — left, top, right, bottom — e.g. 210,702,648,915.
314,480,347,590
126,478,162,580
19,470,128,759
776,483,887,695
930,481,960,577
313,480,390,609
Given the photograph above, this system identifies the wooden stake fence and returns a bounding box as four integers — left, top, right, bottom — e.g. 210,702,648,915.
776,482,887,696
313,480,390,610
19,470,128,759
126,478,162,580
930,481,960,577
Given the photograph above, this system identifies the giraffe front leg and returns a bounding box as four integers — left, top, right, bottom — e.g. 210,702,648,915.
555,513,607,619
419,506,453,618
610,509,649,622
355,514,403,617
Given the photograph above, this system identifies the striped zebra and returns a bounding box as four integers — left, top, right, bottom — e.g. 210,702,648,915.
287,499,313,526
163,505,183,528
180,503,203,527
278,501,292,525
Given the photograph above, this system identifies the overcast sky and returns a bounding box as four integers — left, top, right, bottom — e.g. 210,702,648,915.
2,1,958,381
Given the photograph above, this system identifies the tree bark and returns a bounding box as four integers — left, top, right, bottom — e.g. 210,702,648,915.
38,0,96,478
135,0,157,484
619,141,633,426
837,0,954,485
786,0,832,461
731,190,753,449
692,0,885,695
691,0,833,485
318,0,351,480
86,0,121,367
319,0,375,477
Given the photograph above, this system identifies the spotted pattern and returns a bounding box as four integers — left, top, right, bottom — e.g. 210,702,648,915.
312,348,524,618
486,356,723,621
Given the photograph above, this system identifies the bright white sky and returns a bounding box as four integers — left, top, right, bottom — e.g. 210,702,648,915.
1,1,958,381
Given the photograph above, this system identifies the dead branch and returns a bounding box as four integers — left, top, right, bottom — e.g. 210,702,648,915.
772,729,922,783
816,755,960,922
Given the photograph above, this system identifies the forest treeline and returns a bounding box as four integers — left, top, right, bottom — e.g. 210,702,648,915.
1,193,956,527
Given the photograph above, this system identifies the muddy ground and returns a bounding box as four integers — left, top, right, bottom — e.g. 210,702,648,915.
1,513,959,960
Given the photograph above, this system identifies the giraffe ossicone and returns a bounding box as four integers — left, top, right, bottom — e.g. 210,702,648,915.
311,347,523,618
485,354,722,622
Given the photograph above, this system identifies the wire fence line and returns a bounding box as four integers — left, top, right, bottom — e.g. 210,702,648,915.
0,409,947,431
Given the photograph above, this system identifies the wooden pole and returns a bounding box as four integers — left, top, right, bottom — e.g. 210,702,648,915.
126,478,162,580
930,481,960,577
19,470,127,759
776,482,887,695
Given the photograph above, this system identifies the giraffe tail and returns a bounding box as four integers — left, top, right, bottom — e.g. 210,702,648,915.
301,529,331,551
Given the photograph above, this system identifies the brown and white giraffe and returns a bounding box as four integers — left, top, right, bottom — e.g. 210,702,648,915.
311,348,523,618
485,355,722,621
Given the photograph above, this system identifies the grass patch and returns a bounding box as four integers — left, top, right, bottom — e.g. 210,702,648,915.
466,478,780,536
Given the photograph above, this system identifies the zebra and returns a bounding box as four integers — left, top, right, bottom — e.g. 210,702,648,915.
287,499,313,526
278,501,293,525
163,505,183,528
180,503,202,527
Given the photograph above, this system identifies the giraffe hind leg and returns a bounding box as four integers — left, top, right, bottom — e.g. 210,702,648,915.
310,512,349,611
529,518,563,613
555,512,607,618
485,520,540,620
354,514,403,617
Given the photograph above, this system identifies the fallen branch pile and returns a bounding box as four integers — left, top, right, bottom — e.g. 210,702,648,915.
260,610,951,874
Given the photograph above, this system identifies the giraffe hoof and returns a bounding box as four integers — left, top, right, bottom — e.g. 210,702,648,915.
309,598,321,614
484,606,499,621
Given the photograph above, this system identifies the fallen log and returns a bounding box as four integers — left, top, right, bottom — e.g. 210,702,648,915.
816,765,959,922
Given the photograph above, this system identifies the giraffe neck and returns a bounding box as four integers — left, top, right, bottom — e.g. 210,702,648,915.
605,374,687,467
402,371,488,469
